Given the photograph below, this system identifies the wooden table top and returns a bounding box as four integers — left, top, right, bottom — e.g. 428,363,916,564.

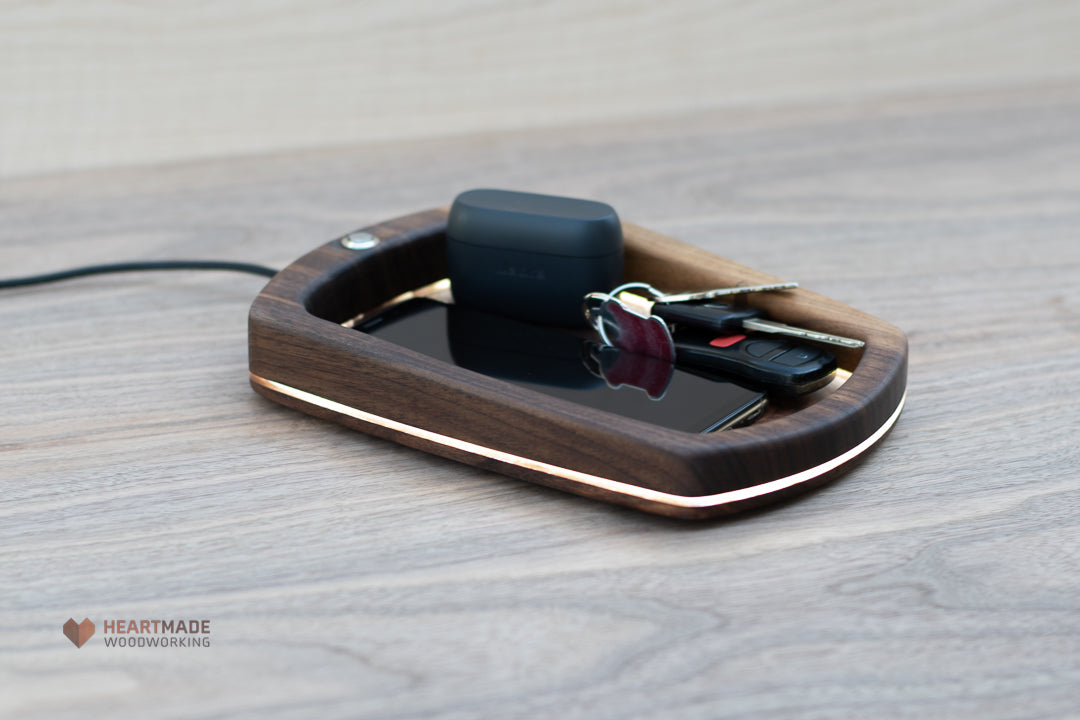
2,83,1078,719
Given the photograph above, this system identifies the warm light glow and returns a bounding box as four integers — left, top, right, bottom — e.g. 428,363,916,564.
251,373,903,510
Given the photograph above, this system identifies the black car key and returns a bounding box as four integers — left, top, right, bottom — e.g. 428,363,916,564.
672,328,838,396
619,291,865,349
585,288,838,395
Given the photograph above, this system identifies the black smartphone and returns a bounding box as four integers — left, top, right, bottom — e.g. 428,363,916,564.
355,298,767,433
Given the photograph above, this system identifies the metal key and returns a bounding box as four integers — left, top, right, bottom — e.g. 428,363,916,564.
612,281,798,304
618,292,866,349
739,315,865,348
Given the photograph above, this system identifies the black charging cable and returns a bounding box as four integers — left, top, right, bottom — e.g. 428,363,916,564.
0,260,279,289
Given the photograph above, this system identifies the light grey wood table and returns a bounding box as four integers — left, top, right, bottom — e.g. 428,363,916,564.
2,83,1078,719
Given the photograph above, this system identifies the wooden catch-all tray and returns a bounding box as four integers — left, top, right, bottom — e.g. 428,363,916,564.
248,208,907,518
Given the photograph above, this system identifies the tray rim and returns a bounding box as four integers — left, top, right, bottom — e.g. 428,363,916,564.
247,207,908,518
250,372,906,512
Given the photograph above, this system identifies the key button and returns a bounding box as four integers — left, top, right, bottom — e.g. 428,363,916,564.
772,346,823,367
743,339,786,358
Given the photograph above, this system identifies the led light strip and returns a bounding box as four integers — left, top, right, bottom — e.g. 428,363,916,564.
251,373,905,509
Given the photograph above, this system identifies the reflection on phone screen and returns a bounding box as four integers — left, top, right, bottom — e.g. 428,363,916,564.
356,299,766,433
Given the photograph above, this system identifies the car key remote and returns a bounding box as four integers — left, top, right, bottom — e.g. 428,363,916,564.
619,292,866,349
672,328,838,396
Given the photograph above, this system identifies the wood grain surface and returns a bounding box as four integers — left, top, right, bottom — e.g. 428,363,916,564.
2,82,1079,718
4,0,1080,178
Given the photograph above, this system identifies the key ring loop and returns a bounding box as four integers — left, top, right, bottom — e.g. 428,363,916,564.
609,282,665,301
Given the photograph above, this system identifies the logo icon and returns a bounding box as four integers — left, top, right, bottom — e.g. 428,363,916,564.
63,618,95,648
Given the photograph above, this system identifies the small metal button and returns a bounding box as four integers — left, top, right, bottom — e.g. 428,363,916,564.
340,232,380,250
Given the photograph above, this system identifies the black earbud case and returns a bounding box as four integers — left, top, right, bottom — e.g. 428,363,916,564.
446,189,623,327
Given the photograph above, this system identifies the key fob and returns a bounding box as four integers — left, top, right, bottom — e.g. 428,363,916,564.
649,301,762,332
672,330,837,396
